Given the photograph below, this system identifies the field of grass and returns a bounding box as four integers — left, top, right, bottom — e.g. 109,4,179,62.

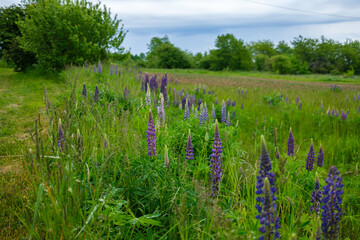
1,65,360,239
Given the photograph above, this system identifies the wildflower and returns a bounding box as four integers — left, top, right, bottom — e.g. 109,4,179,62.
287,128,294,156
232,100,236,107
215,99,219,105
110,64,113,76
97,62,102,74
199,104,206,126
317,146,324,167
145,84,151,106
321,166,344,240
306,140,315,171
299,101,302,110
221,100,227,124
226,98,231,107
198,98,203,110
158,93,165,126
58,118,64,151
232,110,235,119
296,96,299,104
259,178,280,240
210,120,223,196
341,110,347,121
94,85,99,102
256,136,280,239
241,102,243,109
310,173,322,215
327,107,331,116
184,99,190,120
204,103,209,122
211,104,216,121
124,86,130,100
115,65,118,75
146,109,156,156
82,84,87,98
185,129,194,161
227,111,231,126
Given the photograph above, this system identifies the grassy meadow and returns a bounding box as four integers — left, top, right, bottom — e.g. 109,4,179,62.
1,65,360,239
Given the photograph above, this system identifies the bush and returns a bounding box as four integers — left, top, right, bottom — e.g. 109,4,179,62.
17,0,126,71
271,54,292,74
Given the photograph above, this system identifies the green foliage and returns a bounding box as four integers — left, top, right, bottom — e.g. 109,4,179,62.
0,4,36,71
271,54,292,74
146,36,191,69
17,0,126,71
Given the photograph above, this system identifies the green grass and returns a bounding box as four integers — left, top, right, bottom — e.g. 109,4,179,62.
1,64,360,239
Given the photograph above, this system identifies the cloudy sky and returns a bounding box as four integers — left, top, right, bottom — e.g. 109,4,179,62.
3,0,360,54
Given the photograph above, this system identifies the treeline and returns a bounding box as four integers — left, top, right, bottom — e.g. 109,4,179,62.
0,1,125,72
133,34,360,75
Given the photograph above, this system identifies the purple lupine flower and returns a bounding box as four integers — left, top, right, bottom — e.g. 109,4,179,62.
221,100,227,124
310,173,322,215
238,88,241,95
232,110,235,119
346,95,349,101
226,98,231,107
185,130,194,161
299,101,302,110
94,85,99,102
321,102,324,110
150,75,158,92
210,120,223,196
204,103,209,122
287,128,294,156
285,96,288,102
332,108,335,116
58,119,64,151
145,84,151,106
306,140,315,171
232,100,236,107
97,62,102,74
208,90,212,94
335,109,339,117
110,64,113,76
215,99,219,105
161,75,168,101
341,110,347,121
198,98,203,110
199,104,206,126
317,146,324,167
256,136,280,239
144,74,149,92
241,102,243,109
124,86,130,100
321,166,344,240
184,99,190,120
158,93,165,126
296,96,299,104
327,107,331,116
181,97,186,109
146,109,156,156
82,84,87,98
115,65,118,75
93,65,96,73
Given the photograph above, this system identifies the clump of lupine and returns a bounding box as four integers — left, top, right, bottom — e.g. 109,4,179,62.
199,104,206,126
299,101,302,110
317,146,324,167
210,120,223,196
115,65,118,75
184,99,190,120
226,111,231,126
306,140,315,171
82,84,87,98
58,118,64,151
221,100,226,124
256,136,280,239
97,62,102,74
146,109,156,156
110,64,113,76
287,128,295,156
124,86,130,100
158,93,165,126
341,110,347,121
185,129,194,161
161,74,168,101
94,85,99,102
321,166,344,239
164,145,170,168
310,173,322,215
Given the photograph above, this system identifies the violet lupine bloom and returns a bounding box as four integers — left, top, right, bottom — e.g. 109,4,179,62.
296,96,299,104
310,173,322,215
256,136,280,239
146,109,156,156
115,65,118,75
97,62,102,74
145,84,151,106
199,104,206,126
58,119,64,151
321,166,344,240
93,65,96,73
82,84,87,98
232,100,236,107
110,64,113,76
341,110,347,121
124,86,130,100
210,120,223,197
185,130,194,161
144,74,149,92
158,93,165,126
160,74,168,101
184,99,190,120
226,98,231,107
306,140,315,171
287,128,294,156
94,85,99,102
215,99,219,105
335,109,339,117
198,98,203,110
317,146,324,167
327,107,331,116
232,110,235,119
221,100,227,124
332,108,335,116
204,103,209,122
299,101,302,110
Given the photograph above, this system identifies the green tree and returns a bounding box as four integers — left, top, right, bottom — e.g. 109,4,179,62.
251,40,276,57
17,0,126,71
0,4,36,71
276,40,292,55
271,55,292,74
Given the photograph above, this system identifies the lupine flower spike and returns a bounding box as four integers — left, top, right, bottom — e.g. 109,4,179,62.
287,128,294,156
146,109,156,156
145,83,151,106
58,118,64,151
94,85,99,102
227,111,231,126
317,146,324,167
211,104,216,121
97,62,102,74
210,120,223,196
158,93,165,126
184,99,190,120
221,100,226,124
321,166,344,240
82,84,87,98
255,136,280,239
310,173,322,215
259,178,280,240
306,139,315,171
164,145,170,168
185,129,194,161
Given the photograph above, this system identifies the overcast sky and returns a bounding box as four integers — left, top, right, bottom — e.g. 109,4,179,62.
2,0,360,54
